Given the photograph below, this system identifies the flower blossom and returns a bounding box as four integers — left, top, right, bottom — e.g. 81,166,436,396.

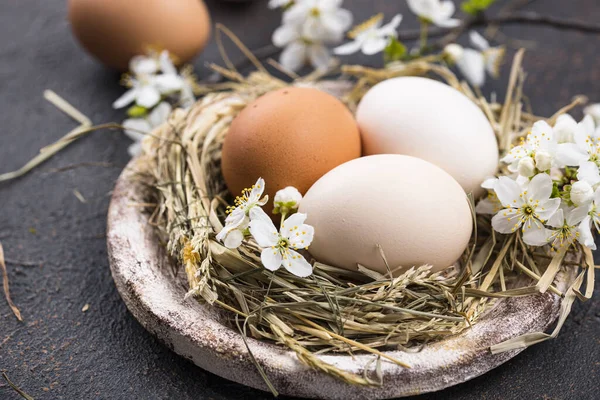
249,212,315,277
273,186,303,215
584,103,600,126
501,120,559,176
334,14,402,56
272,0,352,71
577,186,600,250
407,0,460,28
491,174,560,246
444,31,504,87
216,178,269,249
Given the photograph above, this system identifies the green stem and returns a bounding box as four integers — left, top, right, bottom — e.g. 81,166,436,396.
280,211,288,230
420,20,429,52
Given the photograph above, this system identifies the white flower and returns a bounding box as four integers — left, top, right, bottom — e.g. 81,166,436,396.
502,120,559,174
546,207,589,250
114,51,193,110
273,186,303,214
553,114,578,144
449,32,505,87
475,177,502,215
570,180,594,206
282,0,352,42
122,102,172,157
249,212,315,277
407,0,460,27
273,25,333,71
584,103,600,126
491,174,560,246
334,14,402,56
216,178,269,249
556,115,599,167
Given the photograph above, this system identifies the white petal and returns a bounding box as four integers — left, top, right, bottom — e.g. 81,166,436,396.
432,17,461,28
147,102,172,127
282,249,313,277
536,198,561,221
522,222,551,246
249,177,266,203
556,143,588,166
567,206,589,226
361,37,388,55
469,31,489,51
112,88,138,109
553,114,578,143
128,142,143,157
135,86,161,108
261,248,283,271
249,219,279,248
379,14,403,35
494,176,523,207
527,173,553,202
279,42,307,72
501,145,529,164
224,229,244,249
491,208,520,234
456,49,485,87
288,224,314,249
153,74,184,93
159,51,177,76
321,9,353,35
249,206,271,223
333,39,363,55
224,207,246,229
594,186,600,205
272,24,299,47
481,177,498,190
547,208,565,228
308,45,332,70
122,118,151,142
577,161,600,186
130,56,158,75
583,105,600,126
281,213,308,238
578,216,596,249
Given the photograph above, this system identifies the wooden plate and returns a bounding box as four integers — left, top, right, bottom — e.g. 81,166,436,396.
107,161,575,400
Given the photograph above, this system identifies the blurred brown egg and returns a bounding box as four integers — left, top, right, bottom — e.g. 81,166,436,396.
221,87,361,212
68,0,211,70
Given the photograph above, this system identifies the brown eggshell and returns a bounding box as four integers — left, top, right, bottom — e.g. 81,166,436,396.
221,87,361,212
68,0,211,70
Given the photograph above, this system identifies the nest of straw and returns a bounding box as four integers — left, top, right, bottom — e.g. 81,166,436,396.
134,49,595,387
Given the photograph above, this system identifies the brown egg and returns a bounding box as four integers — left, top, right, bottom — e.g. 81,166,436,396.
221,87,361,212
68,0,211,70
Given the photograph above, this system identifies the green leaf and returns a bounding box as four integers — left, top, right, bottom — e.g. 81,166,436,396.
383,37,407,64
127,105,149,118
461,0,496,15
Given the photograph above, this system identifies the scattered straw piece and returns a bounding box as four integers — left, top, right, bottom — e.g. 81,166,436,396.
0,242,23,321
1,372,34,400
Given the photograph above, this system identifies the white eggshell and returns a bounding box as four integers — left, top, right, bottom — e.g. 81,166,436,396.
299,155,472,275
357,77,499,195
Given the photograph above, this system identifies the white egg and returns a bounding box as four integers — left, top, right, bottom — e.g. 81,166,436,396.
357,77,499,195
299,155,473,275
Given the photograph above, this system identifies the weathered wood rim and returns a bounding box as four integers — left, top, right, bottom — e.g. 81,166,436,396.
107,163,575,400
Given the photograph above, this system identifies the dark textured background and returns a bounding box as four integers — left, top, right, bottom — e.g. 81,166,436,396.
1,1,599,399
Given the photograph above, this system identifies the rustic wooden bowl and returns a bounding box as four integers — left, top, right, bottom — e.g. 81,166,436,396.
106,164,576,399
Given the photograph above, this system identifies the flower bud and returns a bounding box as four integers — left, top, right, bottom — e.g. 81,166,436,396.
273,186,302,214
534,151,552,171
517,157,535,178
443,44,464,64
570,180,594,206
